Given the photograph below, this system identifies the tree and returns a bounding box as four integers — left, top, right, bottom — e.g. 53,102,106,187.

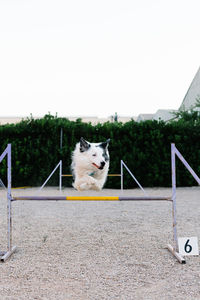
172,96,200,124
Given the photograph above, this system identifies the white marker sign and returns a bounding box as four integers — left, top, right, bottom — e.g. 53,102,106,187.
178,237,199,256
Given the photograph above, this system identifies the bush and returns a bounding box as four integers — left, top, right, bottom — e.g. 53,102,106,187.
0,114,200,188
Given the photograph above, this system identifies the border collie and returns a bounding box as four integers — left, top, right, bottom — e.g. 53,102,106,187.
71,137,110,191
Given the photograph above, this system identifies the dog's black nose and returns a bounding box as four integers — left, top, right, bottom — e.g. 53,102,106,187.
99,161,105,170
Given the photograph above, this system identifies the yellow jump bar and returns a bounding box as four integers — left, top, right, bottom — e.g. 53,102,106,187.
66,196,119,201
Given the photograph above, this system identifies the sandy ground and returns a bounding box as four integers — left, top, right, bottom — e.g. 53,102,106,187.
1,186,200,300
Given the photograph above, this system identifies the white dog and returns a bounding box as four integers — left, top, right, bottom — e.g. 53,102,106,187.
71,137,110,191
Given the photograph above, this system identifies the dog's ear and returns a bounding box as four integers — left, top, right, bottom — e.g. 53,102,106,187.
80,137,90,152
100,139,110,149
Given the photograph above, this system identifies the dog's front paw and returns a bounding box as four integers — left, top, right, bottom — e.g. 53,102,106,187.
79,182,91,191
73,175,104,191
79,181,100,191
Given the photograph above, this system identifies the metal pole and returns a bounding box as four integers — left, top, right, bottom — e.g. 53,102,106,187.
121,160,147,196
0,178,6,189
174,146,200,185
60,128,63,150
39,161,61,190
7,144,12,252
59,160,62,191
121,160,123,192
171,143,178,251
59,128,63,191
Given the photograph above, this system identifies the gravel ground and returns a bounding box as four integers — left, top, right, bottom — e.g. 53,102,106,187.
1,186,200,300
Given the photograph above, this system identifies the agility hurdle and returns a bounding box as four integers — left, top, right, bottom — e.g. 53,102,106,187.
9,193,183,263
39,160,122,191
39,159,146,196
1,143,200,263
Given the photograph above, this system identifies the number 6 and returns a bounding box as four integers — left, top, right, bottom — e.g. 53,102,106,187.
184,239,192,253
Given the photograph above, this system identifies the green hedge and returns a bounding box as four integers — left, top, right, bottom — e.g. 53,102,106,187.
0,114,200,188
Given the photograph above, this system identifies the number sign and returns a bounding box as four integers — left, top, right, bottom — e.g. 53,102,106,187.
178,237,199,256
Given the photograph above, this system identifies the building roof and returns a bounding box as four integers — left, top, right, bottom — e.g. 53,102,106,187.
153,109,177,122
136,114,154,122
179,66,200,111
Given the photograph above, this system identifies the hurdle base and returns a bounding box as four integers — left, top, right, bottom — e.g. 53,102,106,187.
0,246,17,262
167,244,186,264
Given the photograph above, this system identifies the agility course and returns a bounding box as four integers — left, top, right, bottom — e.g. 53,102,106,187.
0,143,200,263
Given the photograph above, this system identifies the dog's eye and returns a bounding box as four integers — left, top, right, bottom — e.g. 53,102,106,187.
92,153,97,157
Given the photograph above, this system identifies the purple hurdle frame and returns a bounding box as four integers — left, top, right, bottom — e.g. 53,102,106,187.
1,143,200,263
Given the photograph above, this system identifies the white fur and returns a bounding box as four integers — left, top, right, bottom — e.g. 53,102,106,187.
71,138,110,191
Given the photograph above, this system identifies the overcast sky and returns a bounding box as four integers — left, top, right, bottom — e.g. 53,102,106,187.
0,0,200,118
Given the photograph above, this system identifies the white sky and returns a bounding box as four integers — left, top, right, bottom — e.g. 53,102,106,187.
0,0,200,118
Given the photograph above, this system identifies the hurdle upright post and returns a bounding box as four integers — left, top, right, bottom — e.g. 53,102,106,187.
171,143,178,250
120,160,123,191
0,144,16,262
59,127,63,191
7,144,12,252
59,160,62,191
167,143,185,264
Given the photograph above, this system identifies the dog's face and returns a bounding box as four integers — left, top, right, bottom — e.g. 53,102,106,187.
79,137,110,170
